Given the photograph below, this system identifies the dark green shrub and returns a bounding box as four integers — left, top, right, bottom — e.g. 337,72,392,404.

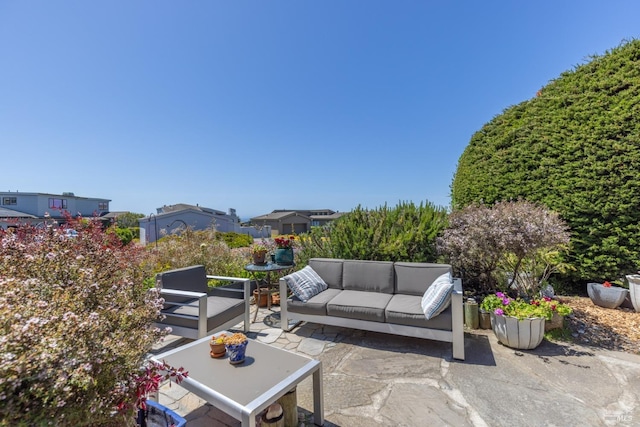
112,226,134,245
451,39,640,286
297,201,448,263
217,231,254,248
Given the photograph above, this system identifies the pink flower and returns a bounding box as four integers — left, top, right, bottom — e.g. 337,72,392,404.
496,292,505,298
494,308,504,316
502,298,510,305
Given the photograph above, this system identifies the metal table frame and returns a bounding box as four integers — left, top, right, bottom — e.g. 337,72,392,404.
151,333,324,427
245,262,295,322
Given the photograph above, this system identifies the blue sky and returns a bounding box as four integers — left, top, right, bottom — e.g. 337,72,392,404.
2,1,639,220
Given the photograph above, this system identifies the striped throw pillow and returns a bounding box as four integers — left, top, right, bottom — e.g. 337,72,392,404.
284,265,328,303
421,272,454,320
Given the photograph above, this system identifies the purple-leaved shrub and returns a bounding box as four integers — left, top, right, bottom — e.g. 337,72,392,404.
437,200,571,296
0,215,169,426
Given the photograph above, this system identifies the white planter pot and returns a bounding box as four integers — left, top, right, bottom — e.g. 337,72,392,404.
490,313,545,350
587,282,627,309
626,275,640,312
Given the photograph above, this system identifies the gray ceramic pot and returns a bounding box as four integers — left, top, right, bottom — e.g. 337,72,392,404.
586,282,628,309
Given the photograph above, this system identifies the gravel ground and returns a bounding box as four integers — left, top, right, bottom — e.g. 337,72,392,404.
558,295,640,354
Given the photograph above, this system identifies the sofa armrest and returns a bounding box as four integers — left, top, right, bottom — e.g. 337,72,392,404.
451,278,465,360
279,277,290,331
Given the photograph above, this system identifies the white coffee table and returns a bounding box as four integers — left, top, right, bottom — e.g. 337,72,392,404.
151,333,324,427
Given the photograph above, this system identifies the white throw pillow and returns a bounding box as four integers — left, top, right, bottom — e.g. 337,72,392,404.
283,265,328,303
421,272,454,320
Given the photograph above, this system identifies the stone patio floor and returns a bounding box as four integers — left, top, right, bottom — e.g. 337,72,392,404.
151,304,640,426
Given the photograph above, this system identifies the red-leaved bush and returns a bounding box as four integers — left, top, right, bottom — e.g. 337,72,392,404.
0,215,172,426
437,200,571,296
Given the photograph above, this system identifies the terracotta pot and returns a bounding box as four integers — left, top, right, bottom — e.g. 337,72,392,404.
253,288,269,307
209,341,226,358
252,251,267,265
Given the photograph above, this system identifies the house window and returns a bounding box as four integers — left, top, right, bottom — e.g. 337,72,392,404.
49,198,67,210
2,197,17,205
98,202,108,210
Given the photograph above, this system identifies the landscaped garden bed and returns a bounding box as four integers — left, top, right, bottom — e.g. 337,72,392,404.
558,296,640,354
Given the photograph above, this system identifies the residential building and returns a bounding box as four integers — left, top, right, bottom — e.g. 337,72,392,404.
0,191,110,230
139,204,270,245
250,209,347,235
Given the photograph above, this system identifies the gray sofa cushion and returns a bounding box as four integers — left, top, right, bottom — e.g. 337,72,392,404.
287,288,342,316
342,260,395,294
327,290,392,323
157,265,208,293
394,262,452,296
161,296,244,331
309,258,344,289
385,294,453,331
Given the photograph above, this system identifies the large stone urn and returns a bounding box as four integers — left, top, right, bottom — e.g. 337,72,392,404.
587,282,628,309
490,313,545,350
625,275,640,312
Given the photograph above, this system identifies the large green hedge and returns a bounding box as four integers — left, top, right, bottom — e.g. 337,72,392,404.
451,39,640,286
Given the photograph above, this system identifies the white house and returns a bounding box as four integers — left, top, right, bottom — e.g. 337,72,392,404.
0,191,110,230
139,204,270,245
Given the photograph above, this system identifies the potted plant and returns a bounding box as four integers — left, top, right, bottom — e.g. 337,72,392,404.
587,281,628,309
210,333,227,358
481,292,572,349
251,244,269,265
274,235,295,265
224,332,249,364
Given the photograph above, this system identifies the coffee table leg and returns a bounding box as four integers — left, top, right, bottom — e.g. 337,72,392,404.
241,410,256,427
313,364,324,426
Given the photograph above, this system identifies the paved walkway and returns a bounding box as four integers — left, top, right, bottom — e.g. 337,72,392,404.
151,305,640,427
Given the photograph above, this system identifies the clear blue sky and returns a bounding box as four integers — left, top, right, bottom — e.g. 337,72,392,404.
2,1,639,220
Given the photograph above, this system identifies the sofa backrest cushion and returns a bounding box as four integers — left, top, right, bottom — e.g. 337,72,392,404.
157,265,208,293
394,262,453,296
342,260,395,294
309,258,344,289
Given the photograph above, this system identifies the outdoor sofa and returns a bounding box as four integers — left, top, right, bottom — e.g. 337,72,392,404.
279,258,465,360
154,265,251,339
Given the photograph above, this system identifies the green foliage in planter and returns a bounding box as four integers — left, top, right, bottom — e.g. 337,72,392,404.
297,200,448,263
0,216,165,426
451,39,640,286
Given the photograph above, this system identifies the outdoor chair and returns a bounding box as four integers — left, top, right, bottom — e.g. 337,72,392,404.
154,265,251,339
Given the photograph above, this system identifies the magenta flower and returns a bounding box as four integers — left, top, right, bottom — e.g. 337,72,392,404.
502,298,510,305
494,308,504,316
496,292,505,298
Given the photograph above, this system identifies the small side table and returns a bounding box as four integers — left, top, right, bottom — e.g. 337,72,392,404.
245,262,295,323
